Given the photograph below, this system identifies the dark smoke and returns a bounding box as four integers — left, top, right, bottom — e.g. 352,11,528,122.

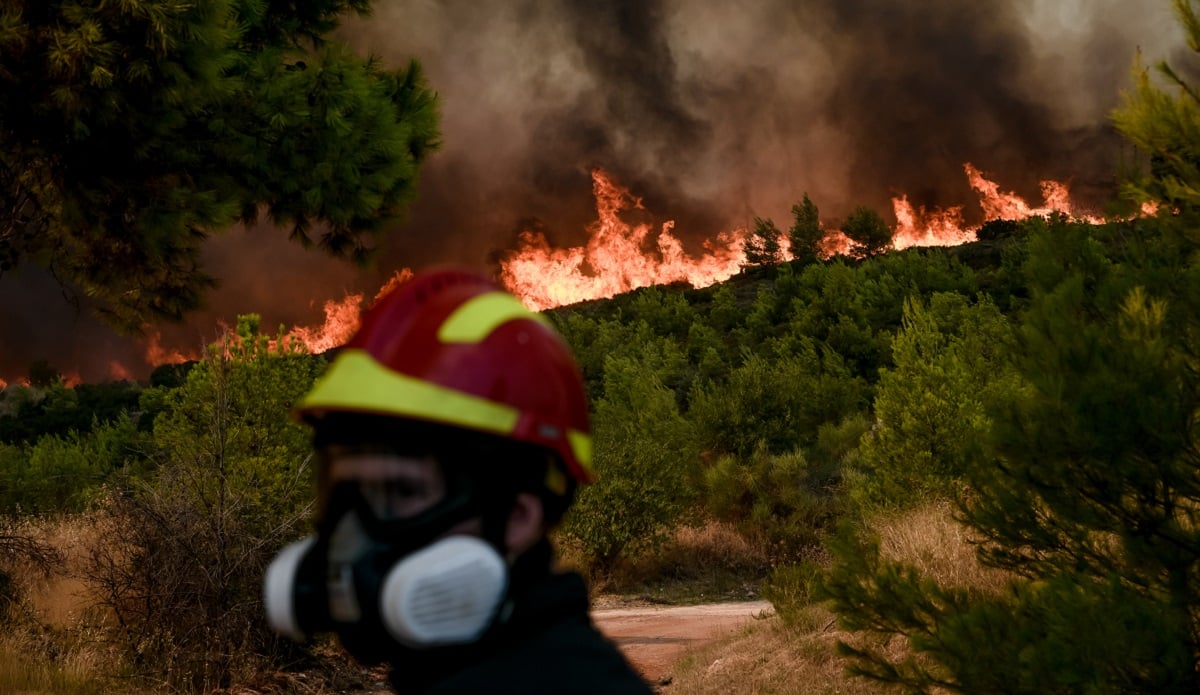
0,0,1184,383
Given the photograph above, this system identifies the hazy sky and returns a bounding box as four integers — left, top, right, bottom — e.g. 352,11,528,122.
0,0,1187,382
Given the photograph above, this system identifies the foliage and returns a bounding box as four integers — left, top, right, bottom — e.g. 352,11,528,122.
0,378,141,448
0,0,439,329
744,216,785,267
761,560,824,627
0,414,148,515
822,212,1200,691
788,194,823,266
83,316,323,691
841,206,893,258
1112,0,1200,214
563,355,699,570
689,346,868,459
847,293,1018,511
149,360,197,389
702,446,841,559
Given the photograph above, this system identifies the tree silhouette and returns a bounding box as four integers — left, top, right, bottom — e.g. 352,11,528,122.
841,206,892,258
0,1,440,330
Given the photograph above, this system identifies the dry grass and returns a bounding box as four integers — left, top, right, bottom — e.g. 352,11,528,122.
3,503,1005,693
873,499,1010,595
663,501,1011,693
560,520,774,603
1,516,405,695
668,607,891,695
0,515,123,695
16,516,97,628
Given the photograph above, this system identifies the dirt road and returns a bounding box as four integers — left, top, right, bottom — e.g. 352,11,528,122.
331,600,775,693
593,600,774,686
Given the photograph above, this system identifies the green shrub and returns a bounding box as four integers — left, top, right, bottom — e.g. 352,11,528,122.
761,560,823,627
702,446,841,559
563,356,699,570
847,294,1017,511
689,346,868,459
83,317,323,691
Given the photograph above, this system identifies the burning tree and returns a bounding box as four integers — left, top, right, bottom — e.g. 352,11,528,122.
0,0,439,331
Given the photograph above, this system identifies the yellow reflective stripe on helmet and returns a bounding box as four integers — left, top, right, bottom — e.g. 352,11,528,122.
568,429,593,478
544,464,568,496
438,292,552,344
298,349,520,435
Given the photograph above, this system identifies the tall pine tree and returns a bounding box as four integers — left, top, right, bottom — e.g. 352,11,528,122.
788,193,823,265
0,0,439,330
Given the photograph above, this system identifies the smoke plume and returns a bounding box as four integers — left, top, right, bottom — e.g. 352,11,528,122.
0,0,1185,383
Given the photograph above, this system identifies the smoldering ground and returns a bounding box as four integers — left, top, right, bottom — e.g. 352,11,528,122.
0,0,1185,382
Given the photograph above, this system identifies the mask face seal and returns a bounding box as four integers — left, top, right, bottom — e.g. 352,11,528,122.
263,475,511,662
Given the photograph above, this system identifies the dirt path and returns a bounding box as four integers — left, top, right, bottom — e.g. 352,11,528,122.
593,600,774,686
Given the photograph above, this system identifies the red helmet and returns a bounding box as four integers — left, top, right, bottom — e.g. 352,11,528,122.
295,267,593,484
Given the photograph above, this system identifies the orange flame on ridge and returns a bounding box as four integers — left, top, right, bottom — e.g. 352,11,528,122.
891,197,973,250
500,169,747,311
125,163,1121,376
284,293,364,355
499,163,1112,310
372,268,415,307
963,163,1101,224
143,330,199,366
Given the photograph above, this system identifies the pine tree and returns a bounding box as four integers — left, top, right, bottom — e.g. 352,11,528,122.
788,193,823,265
821,4,1200,688
743,216,784,267
1112,0,1200,215
823,214,1200,693
0,0,439,330
841,206,892,258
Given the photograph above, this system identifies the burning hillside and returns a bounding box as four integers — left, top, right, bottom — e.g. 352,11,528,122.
0,157,1140,388
497,162,1108,311
0,0,1180,385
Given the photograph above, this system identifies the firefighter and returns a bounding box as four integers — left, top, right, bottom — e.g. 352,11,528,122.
263,267,651,693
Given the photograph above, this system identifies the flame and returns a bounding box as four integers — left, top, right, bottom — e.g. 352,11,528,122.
500,169,747,311
284,293,364,355
143,330,199,366
134,269,416,372
60,162,1129,382
262,268,415,355
108,361,134,382
0,377,6,390
372,268,415,306
964,163,1101,223
818,230,855,258
497,163,1116,310
1141,200,1160,217
891,197,974,250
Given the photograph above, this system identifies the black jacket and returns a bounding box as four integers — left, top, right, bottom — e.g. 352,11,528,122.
387,572,653,694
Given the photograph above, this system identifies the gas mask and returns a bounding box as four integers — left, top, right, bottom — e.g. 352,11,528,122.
263,478,511,663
